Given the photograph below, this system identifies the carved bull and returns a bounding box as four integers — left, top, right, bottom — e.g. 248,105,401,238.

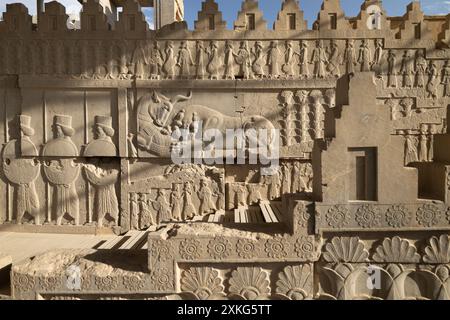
136,91,276,157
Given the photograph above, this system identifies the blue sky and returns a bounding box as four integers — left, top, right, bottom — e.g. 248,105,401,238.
1,0,450,28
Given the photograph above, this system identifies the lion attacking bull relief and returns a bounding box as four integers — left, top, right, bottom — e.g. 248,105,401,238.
136,91,276,158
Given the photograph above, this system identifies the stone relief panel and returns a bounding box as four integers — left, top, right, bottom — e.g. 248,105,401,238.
4,0,450,301
0,87,120,227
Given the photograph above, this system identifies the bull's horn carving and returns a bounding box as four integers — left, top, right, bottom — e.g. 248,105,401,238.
171,91,193,105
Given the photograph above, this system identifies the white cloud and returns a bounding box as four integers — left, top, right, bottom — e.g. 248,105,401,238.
143,7,154,30
422,0,450,15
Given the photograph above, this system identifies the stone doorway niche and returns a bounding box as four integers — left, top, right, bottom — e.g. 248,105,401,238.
348,147,377,201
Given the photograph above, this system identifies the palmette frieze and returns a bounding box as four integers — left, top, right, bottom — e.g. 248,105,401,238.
11,233,450,300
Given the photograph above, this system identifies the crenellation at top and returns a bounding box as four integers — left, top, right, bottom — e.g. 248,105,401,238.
233,0,267,31
80,0,111,32
273,0,307,31
0,0,448,43
116,0,149,32
397,1,431,41
315,0,351,31
1,3,32,33
38,1,69,33
194,0,226,31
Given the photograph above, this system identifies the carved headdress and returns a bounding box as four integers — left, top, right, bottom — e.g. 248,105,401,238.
54,115,75,137
19,115,35,137
95,115,115,137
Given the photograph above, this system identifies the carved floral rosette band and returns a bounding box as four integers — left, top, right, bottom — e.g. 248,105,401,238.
3,0,450,300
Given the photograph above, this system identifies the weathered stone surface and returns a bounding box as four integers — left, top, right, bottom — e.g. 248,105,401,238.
0,253,12,271
2,0,450,300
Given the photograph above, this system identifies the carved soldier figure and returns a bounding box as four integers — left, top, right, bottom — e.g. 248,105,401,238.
311,90,325,139
268,168,282,200
132,40,148,80
2,115,40,225
298,40,310,79
149,41,163,80
41,39,50,76
84,162,119,227
267,40,281,79
54,40,65,76
357,39,372,72
280,90,295,146
93,41,106,79
224,40,237,80
118,41,130,80
163,41,176,79
281,162,291,194
404,130,418,165
400,50,415,88
291,162,302,193
16,40,26,75
171,183,182,221
235,183,247,207
198,179,216,215
68,41,79,76
80,41,90,79
236,41,252,79
177,41,194,78
207,41,220,80
372,39,383,76
43,115,80,226
311,40,328,78
296,90,310,143
304,163,313,191
299,164,308,192
427,61,439,99
216,175,226,210
130,193,140,230
29,40,39,76
183,182,197,219
428,124,436,161
343,40,356,74
415,50,427,88
387,50,398,88
195,40,207,79
283,40,297,78
441,60,450,97
419,127,429,162
251,41,265,78
327,40,340,77
152,189,171,223
139,193,155,228
83,116,119,227
106,45,118,80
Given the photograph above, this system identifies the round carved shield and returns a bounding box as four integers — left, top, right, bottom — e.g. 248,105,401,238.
2,139,40,185
84,140,117,157
43,159,80,185
42,138,78,157
43,138,79,185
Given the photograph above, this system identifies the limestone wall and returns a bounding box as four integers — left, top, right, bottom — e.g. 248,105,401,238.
3,0,450,300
